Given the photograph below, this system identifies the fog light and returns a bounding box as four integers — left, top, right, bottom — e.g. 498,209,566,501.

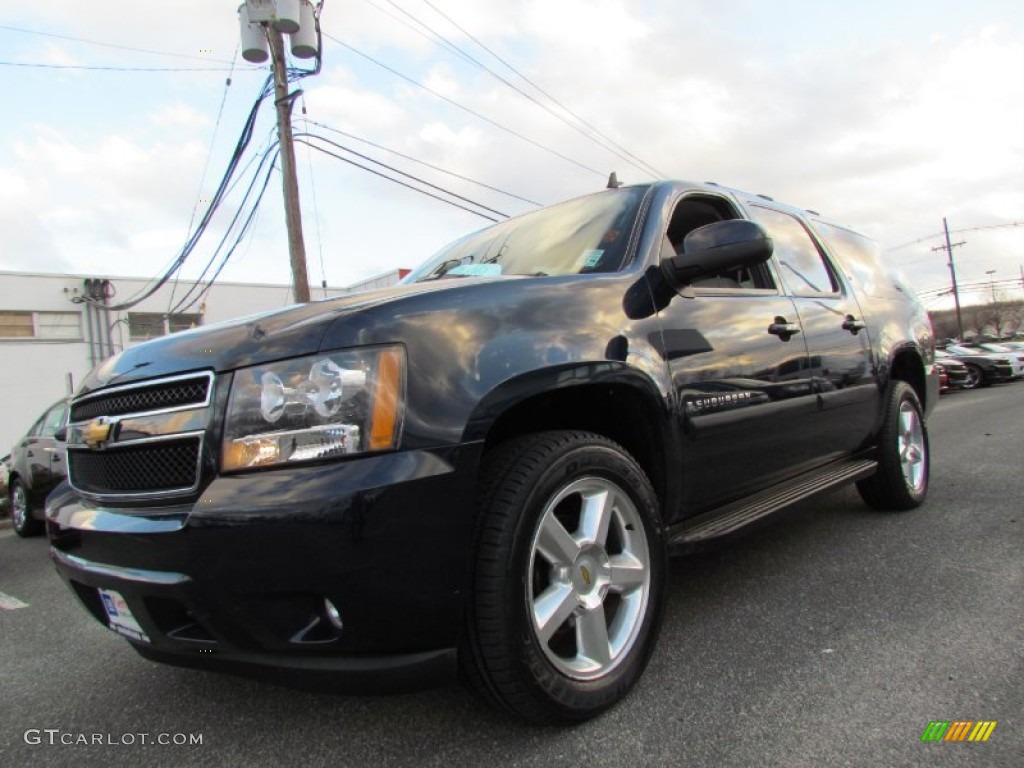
324,598,344,630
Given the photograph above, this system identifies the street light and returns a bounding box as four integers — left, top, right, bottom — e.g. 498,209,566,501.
985,270,996,304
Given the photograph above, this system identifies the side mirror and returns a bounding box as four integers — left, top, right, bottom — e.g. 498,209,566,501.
663,219,773,286
54,427,68,442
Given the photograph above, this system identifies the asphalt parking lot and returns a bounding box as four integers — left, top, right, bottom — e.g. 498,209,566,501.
1,383,1021,767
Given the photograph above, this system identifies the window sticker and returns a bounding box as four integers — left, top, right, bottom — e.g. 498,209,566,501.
449,263,503,277
576,249,604,270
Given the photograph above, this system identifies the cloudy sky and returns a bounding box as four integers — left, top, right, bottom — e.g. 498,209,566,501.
1,0,1022,310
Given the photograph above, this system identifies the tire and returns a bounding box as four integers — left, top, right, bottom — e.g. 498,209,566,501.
10,479,43,538
857,381,929,511
962,364,982,390
460,430,665,724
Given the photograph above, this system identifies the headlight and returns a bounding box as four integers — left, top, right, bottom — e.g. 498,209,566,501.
222,345,405,471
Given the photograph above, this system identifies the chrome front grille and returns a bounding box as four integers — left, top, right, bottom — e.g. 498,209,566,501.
67,372,214,501
71,373,211,421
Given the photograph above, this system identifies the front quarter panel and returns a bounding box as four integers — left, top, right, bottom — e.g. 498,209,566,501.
318,275,673,450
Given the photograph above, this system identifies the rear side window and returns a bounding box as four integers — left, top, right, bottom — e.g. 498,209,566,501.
748,206,837,297
812,220,909,300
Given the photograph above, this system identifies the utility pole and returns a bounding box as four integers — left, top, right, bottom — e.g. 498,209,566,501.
933,217,966,340
985,270,997,304
268,28,310,303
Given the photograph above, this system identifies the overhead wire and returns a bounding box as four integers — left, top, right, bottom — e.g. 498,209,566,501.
295,137,501,222
305,119,541,206
167,144,282,313
372,0,664,179
415,0,666,178
169,42,242,313
0,23,236,63
299,95,329,297
0,61,242,71
324,32,604,177
889,221,1024,253
169,150,281,315
295,131,509,218
77,74,278,311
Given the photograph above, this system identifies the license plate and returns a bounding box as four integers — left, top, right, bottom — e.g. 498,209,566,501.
98,588,150,643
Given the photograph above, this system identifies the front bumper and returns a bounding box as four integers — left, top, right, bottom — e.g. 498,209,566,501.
47,444,481,692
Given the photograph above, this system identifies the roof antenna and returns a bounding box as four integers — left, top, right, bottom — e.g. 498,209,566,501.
606,172,623,189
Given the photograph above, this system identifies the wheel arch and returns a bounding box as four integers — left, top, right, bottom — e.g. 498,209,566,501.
463,364,675,519
887,344,929,411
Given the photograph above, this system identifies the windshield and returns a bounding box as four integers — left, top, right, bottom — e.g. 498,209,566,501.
403,185,651,283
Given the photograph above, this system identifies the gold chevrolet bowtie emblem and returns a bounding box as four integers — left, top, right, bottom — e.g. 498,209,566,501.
83,417,113,449
580,565,592,586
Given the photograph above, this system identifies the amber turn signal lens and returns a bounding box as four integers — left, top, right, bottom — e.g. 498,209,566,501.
369,348,403,451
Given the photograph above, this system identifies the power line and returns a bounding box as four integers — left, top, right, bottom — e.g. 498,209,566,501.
368,0,663,179
305,119,541,206
890,220,1024,253
415,0,667,179
325,32,605,177
0,23,236,63
295,131,509,217
299,97,328,297
169,146,282,312
0,61,242,72
78,76,278,311
295,137,502,222
170,152,280,315
170,43,242,313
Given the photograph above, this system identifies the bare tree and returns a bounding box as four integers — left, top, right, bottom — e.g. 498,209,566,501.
963,305,991,339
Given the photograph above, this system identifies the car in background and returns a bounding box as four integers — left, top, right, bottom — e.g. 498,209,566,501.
6,398,70,537
972,343,1024,378
934,357,969,391
938,348,1013,389
0,455,9,515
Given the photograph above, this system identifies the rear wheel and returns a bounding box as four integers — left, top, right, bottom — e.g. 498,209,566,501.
857,381,929,511
461,431,665,723
10,479,43,537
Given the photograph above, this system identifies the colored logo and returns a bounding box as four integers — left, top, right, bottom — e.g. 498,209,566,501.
921,721,997,742
83,417,114,449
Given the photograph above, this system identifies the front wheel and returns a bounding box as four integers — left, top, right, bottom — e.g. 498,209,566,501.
962,364,983,389
857,381,929,511
461,431,665,723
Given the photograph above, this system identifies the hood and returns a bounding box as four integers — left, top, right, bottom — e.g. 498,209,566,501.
78,279,492,395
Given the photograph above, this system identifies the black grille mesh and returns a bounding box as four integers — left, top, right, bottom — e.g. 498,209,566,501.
72,377,209,422
69,438,200,495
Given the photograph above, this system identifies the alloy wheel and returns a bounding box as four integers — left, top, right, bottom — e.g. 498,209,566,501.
898,401,926,492
527,476,651,681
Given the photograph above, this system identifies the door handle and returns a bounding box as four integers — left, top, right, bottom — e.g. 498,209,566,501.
842,315,867,334
768,317,801,340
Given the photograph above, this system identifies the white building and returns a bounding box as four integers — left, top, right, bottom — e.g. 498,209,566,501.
0,269,407,453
